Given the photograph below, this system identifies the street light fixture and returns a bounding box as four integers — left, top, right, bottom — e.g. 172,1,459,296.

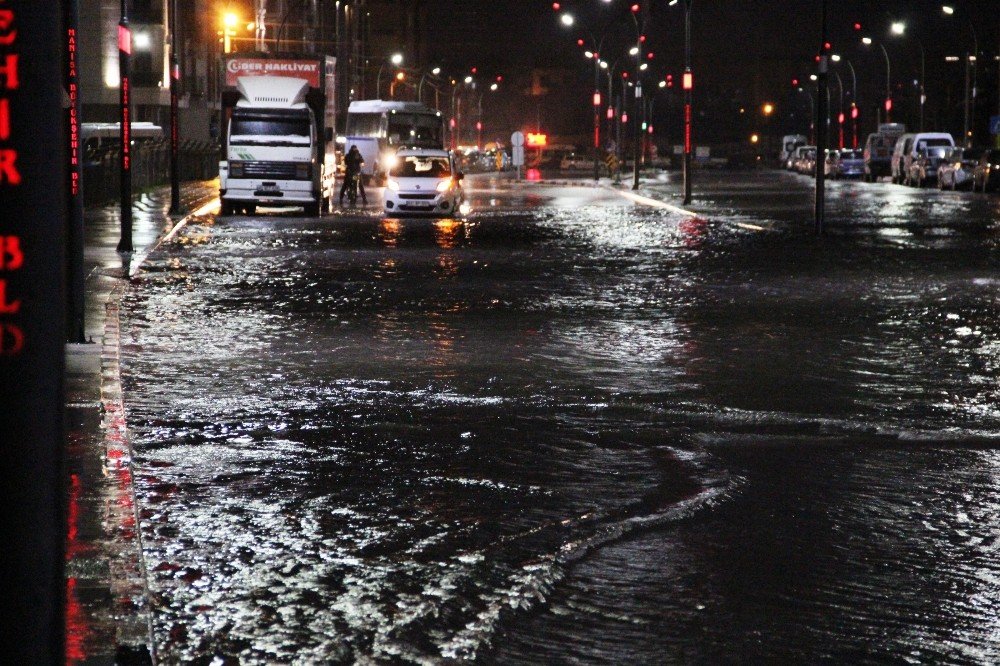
941,5,979,146
888,20,925,131
862,37,891,123
376,52,404,99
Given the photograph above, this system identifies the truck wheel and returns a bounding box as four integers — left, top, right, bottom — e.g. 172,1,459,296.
303,202,320,217
220,200,234,216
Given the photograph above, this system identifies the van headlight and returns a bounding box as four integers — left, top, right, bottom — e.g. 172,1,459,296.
296,163,312,179
387,179,400,191
436,178,453,192
230,161,244,178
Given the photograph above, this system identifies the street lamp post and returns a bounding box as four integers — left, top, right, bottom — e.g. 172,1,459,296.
832,69,844,149
117,0,133,254
376,52,403,99
863,37,891,124
168,0,181,214
890,22,925,131
682,0,693,204
942,6,979,146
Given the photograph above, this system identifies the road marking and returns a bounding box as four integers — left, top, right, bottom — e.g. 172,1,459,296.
612,188,697,217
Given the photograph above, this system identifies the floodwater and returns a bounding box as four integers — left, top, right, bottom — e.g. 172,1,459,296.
121,170,1000,663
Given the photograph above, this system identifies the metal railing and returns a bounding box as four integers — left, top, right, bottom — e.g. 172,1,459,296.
82,139,218,206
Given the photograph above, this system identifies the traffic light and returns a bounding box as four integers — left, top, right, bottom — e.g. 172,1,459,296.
631,4,639,13
682,71,693,90
791,78,799,86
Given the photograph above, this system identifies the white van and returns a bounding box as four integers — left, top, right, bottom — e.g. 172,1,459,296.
892,132,954,185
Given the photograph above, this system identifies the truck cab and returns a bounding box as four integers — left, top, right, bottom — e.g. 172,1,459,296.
218,56,337,216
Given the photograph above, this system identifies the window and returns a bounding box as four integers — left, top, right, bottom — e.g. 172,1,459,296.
232,111,311,137
392,156,451,178
346,112,385,138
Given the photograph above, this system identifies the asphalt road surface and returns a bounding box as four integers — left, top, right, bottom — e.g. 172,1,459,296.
122,170,1000,663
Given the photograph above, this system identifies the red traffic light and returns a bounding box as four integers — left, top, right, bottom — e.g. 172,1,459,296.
577,39,585,46
851,106,859,119
791,78,799,86
853,22,862,30
631,4,639,12
552,2,560,9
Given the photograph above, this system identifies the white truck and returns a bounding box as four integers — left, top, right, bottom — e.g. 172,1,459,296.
218,54,337,216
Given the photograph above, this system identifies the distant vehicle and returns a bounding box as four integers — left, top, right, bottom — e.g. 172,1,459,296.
827,148,864,179
863,122,905,182
559,152,592,170
895,132,954,186
382,147,464,217
972,149,1000,193
82,121,163,160
937,147,983,190
794,146,817,174
780,134,808,164
904,139,955,187
785,145,809,170
345,100,445,184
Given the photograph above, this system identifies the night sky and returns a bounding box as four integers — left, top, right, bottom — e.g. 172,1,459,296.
420,1,998,143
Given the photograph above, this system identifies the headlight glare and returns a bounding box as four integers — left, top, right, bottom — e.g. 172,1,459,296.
387,179,400,191
436,178,453,192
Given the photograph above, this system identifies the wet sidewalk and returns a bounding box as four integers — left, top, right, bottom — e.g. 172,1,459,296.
64,181,218,665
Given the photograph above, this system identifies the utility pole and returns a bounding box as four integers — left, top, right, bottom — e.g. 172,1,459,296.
814,0,828,234
65,0,86,342
117,0,133,253
682,0,693,204
169,0,181,213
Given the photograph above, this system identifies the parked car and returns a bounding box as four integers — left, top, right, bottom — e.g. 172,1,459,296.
786,145,809,170
889,133,914,183
828,148,864,179
937,147,984,190
794,146,817,174
862,122,905,181
894,132,955,186
972,149,1000,193
559,152,592,170
905,142,954,187
383,148,465,217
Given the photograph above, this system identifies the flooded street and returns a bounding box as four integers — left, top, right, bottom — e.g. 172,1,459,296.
121,171,1000,662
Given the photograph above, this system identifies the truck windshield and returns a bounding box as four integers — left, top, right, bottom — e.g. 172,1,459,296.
231,111,311,138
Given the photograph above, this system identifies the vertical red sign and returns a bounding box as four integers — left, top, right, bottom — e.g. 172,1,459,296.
0,0,67,661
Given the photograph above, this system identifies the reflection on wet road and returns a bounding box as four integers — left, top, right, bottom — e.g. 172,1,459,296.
122,171,1000,662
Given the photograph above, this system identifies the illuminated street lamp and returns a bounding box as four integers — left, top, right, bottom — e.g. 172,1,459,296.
862,36,892,123
942,5,979,146
376,52,404,99
889,21,925,131
222,11,238,54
